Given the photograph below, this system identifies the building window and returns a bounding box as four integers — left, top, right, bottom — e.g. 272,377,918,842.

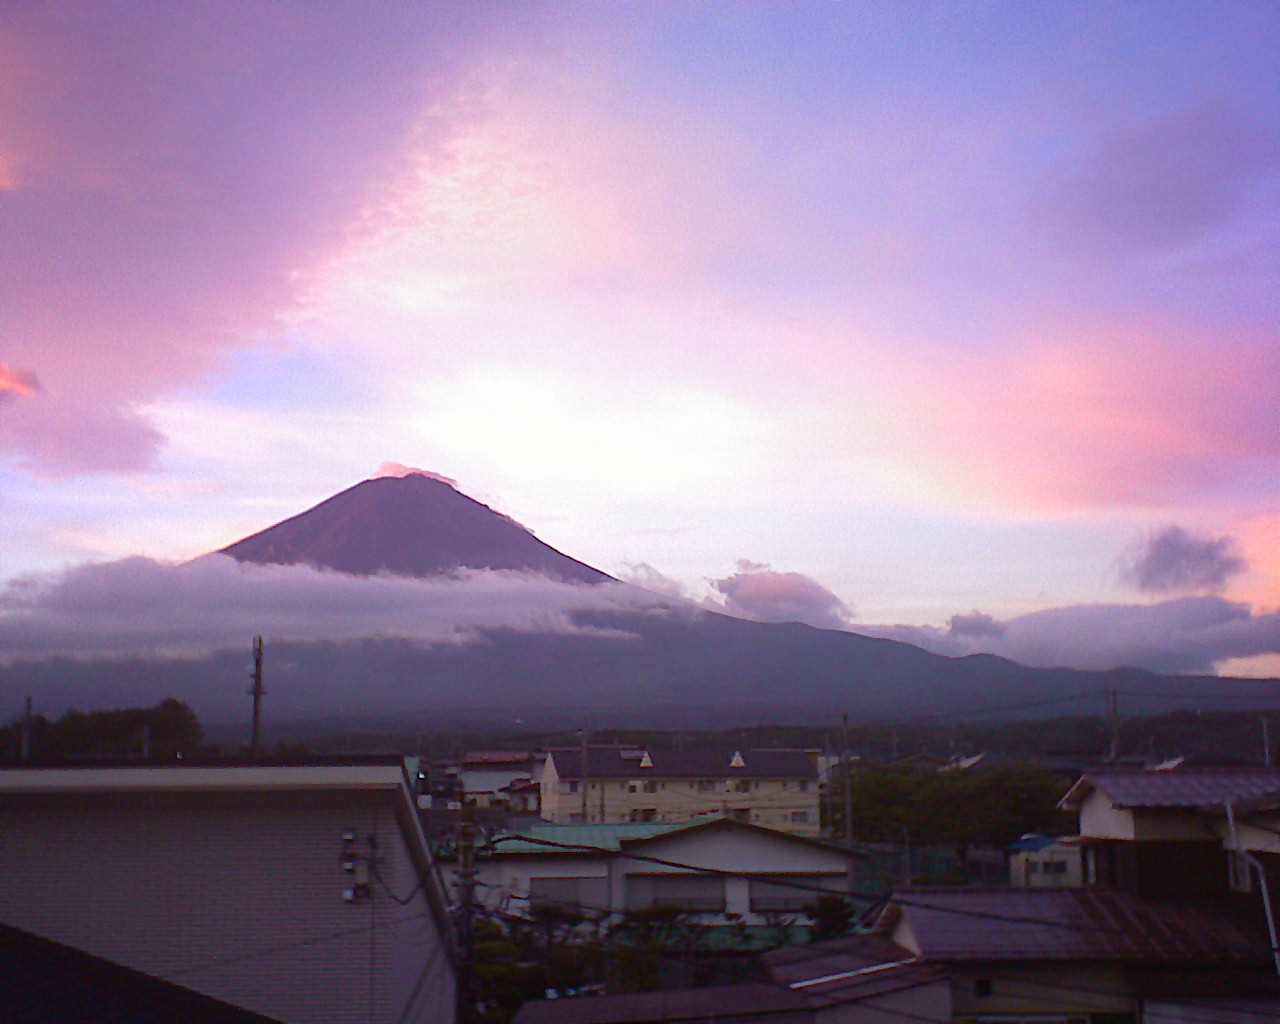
627,875,726,912
799,781,809,792
630,808,657,822
567,781,579,794
733,779,751,793
790,811,809,823
529,876,608,914
696,780,716,792
643,780,658,794
1044,860,1067,875
731,808,750,823
749,875,842,912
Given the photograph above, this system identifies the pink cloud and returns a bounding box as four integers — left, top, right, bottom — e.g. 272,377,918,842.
827,321,1280,513
374,462,457,487
0,4,540,475
0,363,39,400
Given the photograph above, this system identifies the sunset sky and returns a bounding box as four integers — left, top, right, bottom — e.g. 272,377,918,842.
2,2,1277,676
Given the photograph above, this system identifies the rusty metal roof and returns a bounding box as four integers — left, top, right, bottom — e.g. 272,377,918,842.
893,888,1269,963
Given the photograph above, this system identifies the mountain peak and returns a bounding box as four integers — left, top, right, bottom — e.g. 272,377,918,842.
218,476,611,583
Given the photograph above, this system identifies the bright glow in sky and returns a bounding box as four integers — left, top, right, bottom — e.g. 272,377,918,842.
1,2,1277,673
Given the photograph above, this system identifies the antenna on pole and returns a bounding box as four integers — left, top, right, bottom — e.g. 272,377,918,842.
249,635,265,758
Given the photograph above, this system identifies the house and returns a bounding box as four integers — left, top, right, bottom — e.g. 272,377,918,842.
869,885,1279,1018
503,777,541,814
0,757,457,1024
477,814,860,930
1058,767,1280,896
541,747,820,836
1007,833,1085,888
460,750,542,808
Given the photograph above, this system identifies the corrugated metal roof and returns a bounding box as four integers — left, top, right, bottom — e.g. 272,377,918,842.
549,748,816,780
895,888,1269,963
488,821,686,855
1062,769,1280,810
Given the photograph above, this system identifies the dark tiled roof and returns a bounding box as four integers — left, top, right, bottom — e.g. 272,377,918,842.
549,748,816,781
1060,769,1280,811
893,888,1270,963
513,982,811,1024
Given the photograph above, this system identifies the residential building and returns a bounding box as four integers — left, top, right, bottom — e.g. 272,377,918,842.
1058,767,1280,897
477,814,859,930
541,747,820,836
0,758,457,1024
460,750,543,808
1008,833,1085,888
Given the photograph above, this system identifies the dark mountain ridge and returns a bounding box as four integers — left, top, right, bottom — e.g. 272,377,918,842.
5,473,1277,732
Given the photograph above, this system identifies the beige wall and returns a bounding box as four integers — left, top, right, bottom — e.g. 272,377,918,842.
0,789,454,1024
540,757,820,836
1078,790,1213,842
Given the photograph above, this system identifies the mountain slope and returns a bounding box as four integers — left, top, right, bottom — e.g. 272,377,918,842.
219,473,610,584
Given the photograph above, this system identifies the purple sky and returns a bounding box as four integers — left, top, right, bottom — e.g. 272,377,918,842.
2,2,1277,676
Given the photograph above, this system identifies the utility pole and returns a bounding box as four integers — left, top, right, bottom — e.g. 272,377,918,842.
580,727,590,822
1106,688,1120,763
458,803,477,1022
19,695,32,762
248,635,265,758
842,712,854,849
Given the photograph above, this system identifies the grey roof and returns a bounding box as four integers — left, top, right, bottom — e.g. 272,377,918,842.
513,982,811,1024
548,748,816,781
1060,769,1280,811
891,888,1269,964
488,814,863,859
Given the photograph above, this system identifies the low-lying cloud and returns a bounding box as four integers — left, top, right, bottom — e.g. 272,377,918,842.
859,597,1280,675
709,560,853,631
1121,525,1247,594
0,555,669,661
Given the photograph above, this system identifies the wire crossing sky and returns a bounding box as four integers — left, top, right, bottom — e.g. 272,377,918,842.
1,2,1277,676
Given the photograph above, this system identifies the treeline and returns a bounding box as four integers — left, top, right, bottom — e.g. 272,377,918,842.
2,698,204,761
826,760,1074,850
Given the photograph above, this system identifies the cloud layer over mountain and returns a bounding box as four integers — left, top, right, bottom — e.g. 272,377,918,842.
860,597,1280,675
0,555,666,660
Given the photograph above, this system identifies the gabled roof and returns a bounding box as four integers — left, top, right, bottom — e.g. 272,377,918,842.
548,747,816,781
1059,769,1280,812
887,888,1269,964
488,814,862,858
